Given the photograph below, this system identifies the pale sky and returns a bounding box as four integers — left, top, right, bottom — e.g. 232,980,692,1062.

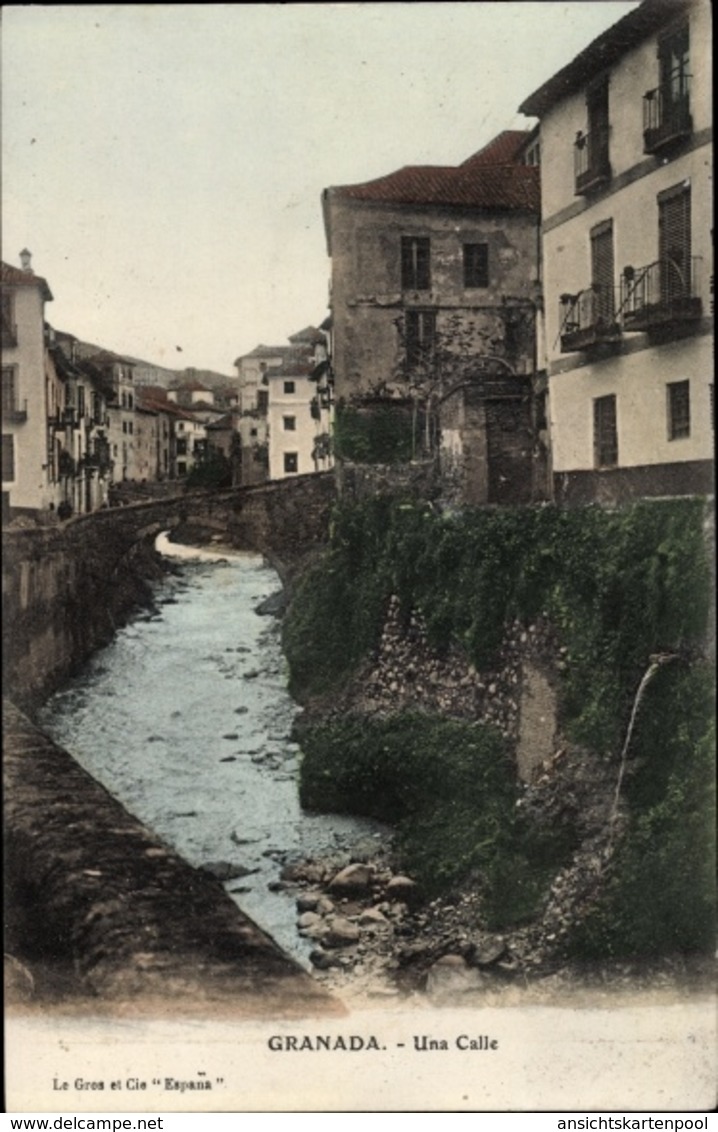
2,3,639,375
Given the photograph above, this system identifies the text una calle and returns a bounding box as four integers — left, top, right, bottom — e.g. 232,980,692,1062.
413,1035,499,1051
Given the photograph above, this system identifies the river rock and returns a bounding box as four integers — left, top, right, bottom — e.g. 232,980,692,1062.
309,948,341,970
200,860,257,881
297,911,322,930
254,591,287,617
296,892,320,913
281,861,326,884
359,907,389,926
328,862,374,896
323,917,360,948
385,875,418,903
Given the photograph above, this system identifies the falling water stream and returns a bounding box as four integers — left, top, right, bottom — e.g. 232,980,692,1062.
37,534,388,970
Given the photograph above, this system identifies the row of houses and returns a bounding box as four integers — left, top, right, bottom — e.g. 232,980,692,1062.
1,249,334,522
1,261,248,521
321,0,713,506
3,0,711,521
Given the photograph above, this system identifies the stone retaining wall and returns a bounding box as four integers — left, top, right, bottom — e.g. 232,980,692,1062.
3,702,338,1014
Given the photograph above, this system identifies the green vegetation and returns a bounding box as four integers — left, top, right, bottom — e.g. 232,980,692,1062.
185,450,232,490
299,711,575,916
332,402,418,464
285,496,715,953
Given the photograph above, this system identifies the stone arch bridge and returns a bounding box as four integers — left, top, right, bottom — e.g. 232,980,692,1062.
3,472,336,709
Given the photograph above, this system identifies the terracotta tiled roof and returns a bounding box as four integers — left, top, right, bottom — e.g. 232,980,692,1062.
329,128,540,212
332,163,539,211
459,130,532,169
1,261,53,301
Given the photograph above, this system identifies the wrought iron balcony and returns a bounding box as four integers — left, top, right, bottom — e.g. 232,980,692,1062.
2,398,27,423
574,129,610,195
620,258,703,333
643,80,692,154
559,287,621,353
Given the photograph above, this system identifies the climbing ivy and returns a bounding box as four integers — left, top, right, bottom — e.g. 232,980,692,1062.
283,495,714,953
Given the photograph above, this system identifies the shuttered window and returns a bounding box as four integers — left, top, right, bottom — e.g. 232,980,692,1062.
2,434,15,481
667,380,690,440
591,220,614,323
2,366,17,414
659,185,691,301
464,243,489,288
401,237,431,290
594,395,618,468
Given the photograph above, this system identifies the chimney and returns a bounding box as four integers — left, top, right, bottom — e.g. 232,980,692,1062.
19,248,33,273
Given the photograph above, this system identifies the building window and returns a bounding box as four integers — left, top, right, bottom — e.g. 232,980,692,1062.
176,438,187,456
644,18,692,151
659,184,692,301
128,421,133,435
177,461,187,475
405,309,437,368
593,394,618,468
463,243,489,289
575,78,610,194
2,366,17,414
591,219,615,324
77,386,86,418
2,293,17,345
283,381,296,395
283,415,296,431
284,452,298,474
2,434,15,481
401,236,431,291
667,380,690,440
250,427,258,438
258,390,269,412
122,421,127,434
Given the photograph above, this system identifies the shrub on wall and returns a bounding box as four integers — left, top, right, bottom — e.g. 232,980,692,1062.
285,495,714,954
332,402,418,464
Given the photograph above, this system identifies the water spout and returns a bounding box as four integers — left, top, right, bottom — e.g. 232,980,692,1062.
607,652,678,852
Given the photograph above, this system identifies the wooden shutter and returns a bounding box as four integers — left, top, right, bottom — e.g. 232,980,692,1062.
591,221,614,323
659,187,691,299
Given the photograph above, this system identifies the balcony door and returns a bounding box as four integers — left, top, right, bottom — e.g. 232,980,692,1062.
659,186,691,302
591,220,614,325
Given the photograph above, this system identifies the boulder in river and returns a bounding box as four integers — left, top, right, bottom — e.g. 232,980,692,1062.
323,917,361,949
328,862,374,896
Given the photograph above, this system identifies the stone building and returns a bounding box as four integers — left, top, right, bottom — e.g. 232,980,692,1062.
266,328,334,481
520,0,713,504
322,132,547,504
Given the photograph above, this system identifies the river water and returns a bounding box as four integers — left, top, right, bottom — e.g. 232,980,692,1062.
37,534,387,969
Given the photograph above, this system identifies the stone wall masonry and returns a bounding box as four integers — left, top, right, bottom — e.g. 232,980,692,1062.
3,701,338,1013
340,595,561,783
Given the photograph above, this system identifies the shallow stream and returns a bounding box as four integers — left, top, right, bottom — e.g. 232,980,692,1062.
37,534,387,969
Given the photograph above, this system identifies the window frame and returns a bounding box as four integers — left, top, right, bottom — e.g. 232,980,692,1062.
282,415,297,432
401,236,431,291
667,379,690,440
2,365,18,415
593,394,618,468
2,433,15,482
463,243,490,289
283,451,299,474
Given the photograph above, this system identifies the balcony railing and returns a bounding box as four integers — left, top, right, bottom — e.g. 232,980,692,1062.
620,257,703,332
2,398,28,423
643,79,692,153
559,286,621,353
48,406,79,430
574,129,610,195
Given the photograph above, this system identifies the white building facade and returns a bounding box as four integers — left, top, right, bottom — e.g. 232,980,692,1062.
521,0,713,504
